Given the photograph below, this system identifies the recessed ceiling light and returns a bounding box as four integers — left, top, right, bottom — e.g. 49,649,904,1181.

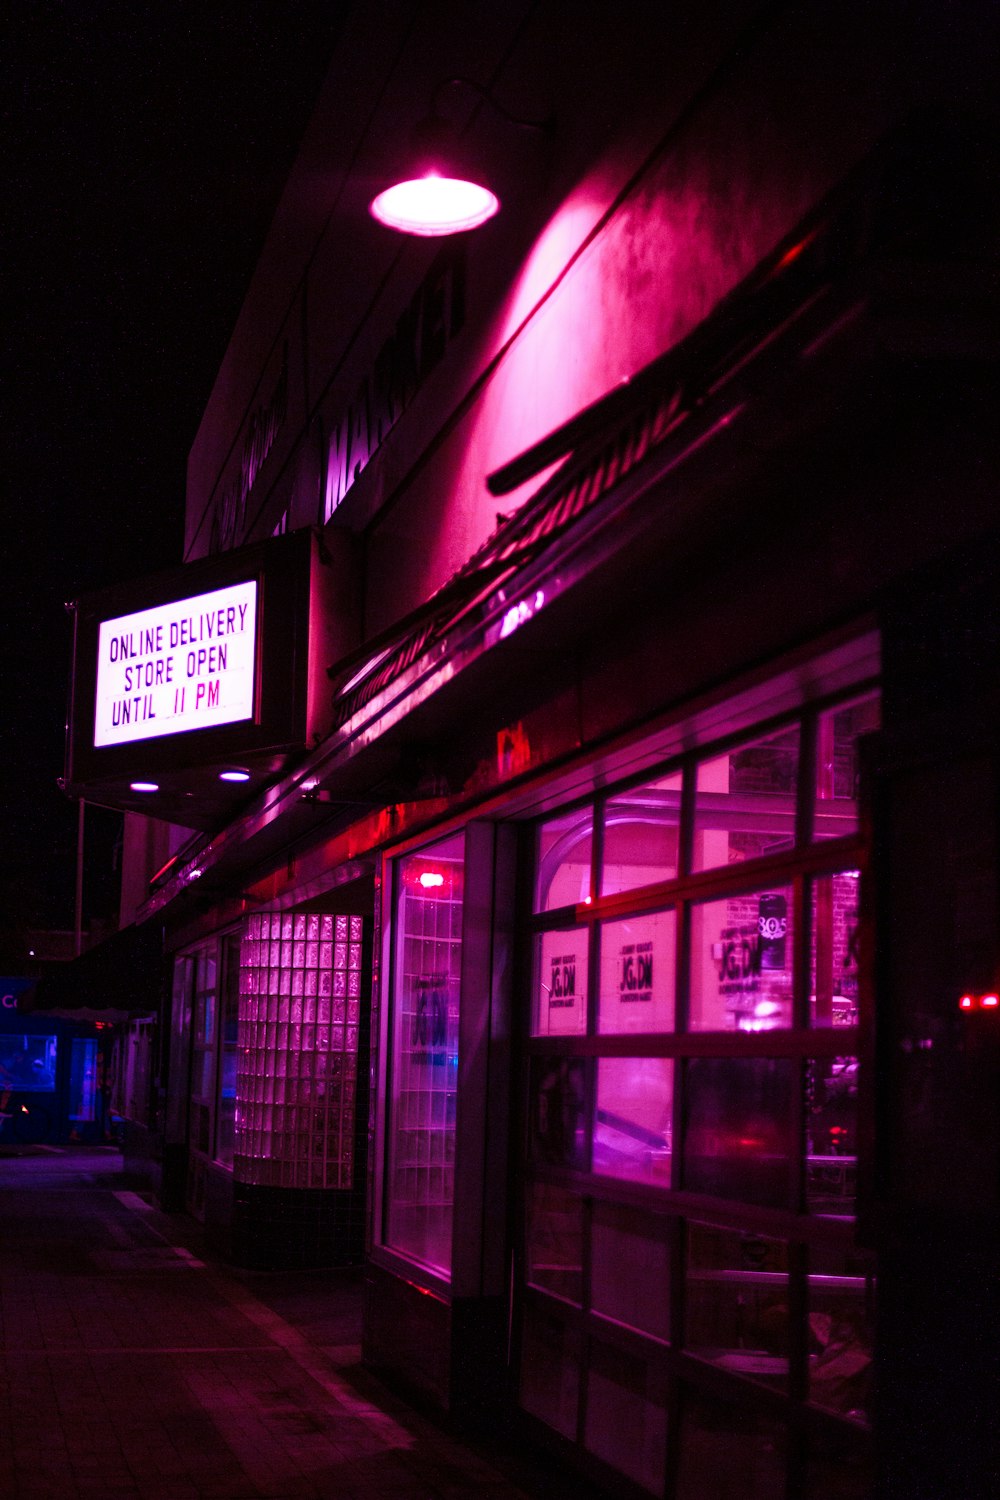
219,770,251,783
130,781,159,793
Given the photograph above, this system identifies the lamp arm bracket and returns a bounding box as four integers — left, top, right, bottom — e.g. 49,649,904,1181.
431,76,553,135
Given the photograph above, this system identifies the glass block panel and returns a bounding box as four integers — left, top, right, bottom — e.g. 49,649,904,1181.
533,927,588,1035
594,1057,673,1185
519,1304,581,1440
806,1056,858,1216
675,1385,786,1499
814,692,880,841
601,771,682,896
683,1058,795,1208
693,725,799,872
811,872,861,1027
591,1200,670,1340
233,907,366,1189
525,1182,583,1303
808,1245,875,1422
685,1222,790,1390
598,910,675,1033
584,1341,668,1493
689,886,794,1032
535,807,593,911
384,832,464,1276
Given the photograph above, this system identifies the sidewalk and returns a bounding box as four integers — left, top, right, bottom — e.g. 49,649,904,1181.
0,1146,573,1500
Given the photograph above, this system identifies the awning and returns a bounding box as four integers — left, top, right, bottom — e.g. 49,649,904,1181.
18,920,164,1020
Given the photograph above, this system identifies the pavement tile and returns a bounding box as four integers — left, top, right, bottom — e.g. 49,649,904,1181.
0,1148,572,1500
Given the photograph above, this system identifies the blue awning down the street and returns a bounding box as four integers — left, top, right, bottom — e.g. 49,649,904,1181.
18,919,163,1019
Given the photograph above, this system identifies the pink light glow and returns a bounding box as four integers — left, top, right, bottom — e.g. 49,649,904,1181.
370,175,499,237
419,871,445,889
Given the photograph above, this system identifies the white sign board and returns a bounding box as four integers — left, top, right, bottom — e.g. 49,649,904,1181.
94,580,258,747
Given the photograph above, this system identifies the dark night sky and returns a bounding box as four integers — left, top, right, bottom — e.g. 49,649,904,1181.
2,2,349,954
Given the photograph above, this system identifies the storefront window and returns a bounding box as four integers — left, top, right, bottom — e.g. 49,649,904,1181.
519,677,878,1495
808,1246,875,1420
525,1182,583,1303
810,871,861,1027
583,1340,668,1493
683,1057,795,1208
385,832,464,1276
806,1056,858,1215
533,927,588,1035
689,885,794,1031
692,726,799,872
590,1200,670,1341
814,692,880,841
598,909,676,1033
535,807,592,911
685,1222,790,1389
601,771,682,895
594,1056,673,1184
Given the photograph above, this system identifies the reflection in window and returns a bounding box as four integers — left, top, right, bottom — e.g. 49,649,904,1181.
814,692,880,841
807,1056,858,1216
693,726,799,873
68,1038,98,1121
675,1385,786,1499
601,771,682,896
525,1182,583,1303
683,1058,794,1208
529,1056,589,1170
808,1245,875,1422
535,807,592,911
598,910,675,1033
386,833,463,1276
685,1222,790,1390
591,1201,670,1340
0,1033,57,1092
533,927,588,1035
519,1305,580,1439
584,1340,668,1493
811,872,861,1027
594,1056,673,1184
689,887,794,1031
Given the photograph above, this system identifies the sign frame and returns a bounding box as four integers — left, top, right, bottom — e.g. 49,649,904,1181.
65,531,313,791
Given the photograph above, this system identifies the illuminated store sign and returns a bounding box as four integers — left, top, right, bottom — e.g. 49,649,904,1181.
94,580,258,747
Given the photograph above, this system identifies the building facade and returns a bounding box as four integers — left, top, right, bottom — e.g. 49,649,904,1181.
56,4,1000,1496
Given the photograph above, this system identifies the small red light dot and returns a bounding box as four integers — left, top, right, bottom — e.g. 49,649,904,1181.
982,994,999,1008
960,996,974,1009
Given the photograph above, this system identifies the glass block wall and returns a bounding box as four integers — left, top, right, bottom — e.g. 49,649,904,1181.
235,912,364,1188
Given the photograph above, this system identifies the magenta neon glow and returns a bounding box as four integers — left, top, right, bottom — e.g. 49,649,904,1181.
130,780,159,793
370,174,499,236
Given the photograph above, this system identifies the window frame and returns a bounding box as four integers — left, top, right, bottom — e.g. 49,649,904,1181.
516,682,879,1486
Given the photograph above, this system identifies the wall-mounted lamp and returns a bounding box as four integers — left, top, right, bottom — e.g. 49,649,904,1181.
370,78,551,237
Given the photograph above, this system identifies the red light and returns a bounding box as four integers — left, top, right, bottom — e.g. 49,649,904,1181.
958,992,1000,1011
419,871,445,890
